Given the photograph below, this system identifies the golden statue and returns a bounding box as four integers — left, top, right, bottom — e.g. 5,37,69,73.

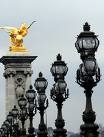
0,21,36,52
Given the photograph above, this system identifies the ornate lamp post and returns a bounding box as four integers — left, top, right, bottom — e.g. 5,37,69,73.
11,105,20,137
1,123,8,137
26,85,37,137
34,72,48,137
7,112,13,136
50,54,69,137
75,22,100,137
18,95,28,136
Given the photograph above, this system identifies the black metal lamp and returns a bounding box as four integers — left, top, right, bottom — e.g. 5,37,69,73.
1,124,8,136
34,72,48,93
26,85,37,137
75,22,99,60
38,94,46,105
50,54,69,137
11,105,19,137
83,57,97,76
50,54,68,82
11,105,19,120
55,79,67,94
3,120,11,137
26,85,36,103
7,112,13,125
0,128,3,137
18,95,27,109
18,96,27,136
77,59,100,89
34,72,48,137
4,120,10,129
6,112,13,136
75,23,100,137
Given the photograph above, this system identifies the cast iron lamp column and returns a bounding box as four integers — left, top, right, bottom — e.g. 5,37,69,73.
1,123,8,137
26,85,37,137
18,95,28,136
11,105,20,137
0,111,14,137
0,120,10,137
50,54,69,137
75,22,100,137
7,112,13,137
34,72,48,137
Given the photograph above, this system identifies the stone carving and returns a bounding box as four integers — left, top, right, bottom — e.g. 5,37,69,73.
15,73,26,98
3,70,16,78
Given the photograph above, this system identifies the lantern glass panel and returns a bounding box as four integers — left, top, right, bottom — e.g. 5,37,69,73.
51,65,55,74
52,65,68,75
18,97,27,108
76,39,82,51
84,60,96,75
35,80,47,90
56,66,65,74
82,38,95,49
4,120,10,127
12,106,18,117
26,91,36,100
38,94,46,103
55,80,67,94
7,113,13,122
38,81,46,88
95,38,99,48
28,103,34,110
76,37,99,52
58,80,66,90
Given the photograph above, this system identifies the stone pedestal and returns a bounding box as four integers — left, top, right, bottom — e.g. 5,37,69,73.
0,55,37,114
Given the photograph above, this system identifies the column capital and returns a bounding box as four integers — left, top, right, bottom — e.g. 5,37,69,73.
24,70,33,76
4,70,16,78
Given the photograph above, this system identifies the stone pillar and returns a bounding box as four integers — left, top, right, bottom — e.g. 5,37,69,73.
0,55,37,115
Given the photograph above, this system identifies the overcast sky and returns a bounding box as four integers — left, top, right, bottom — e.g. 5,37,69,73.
0,0,104,133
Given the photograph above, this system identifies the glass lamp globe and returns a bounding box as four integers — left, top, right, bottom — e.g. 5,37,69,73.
84,57,97,76
34,72,48,93
18,95,27,109
50,54,68,82
26,85,36,102
38,94,46,104
28,102,35,111
11,105,18,119
55,79,67,94
1,124,7,134
75,22,99,58
4,120,10,128
7,112,13,123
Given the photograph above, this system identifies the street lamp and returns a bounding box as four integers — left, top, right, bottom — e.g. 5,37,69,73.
1,124,8,137
51,54,68,82
26,85,37,137
75,22,100,137
50,54,69,137
75,22,99,60
18,95,28,136
11,105,19,137
34,72,48,137
7,112,13,136
35,72,48,93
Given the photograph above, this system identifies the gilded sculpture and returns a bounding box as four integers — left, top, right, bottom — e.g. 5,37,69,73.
0,21,36,52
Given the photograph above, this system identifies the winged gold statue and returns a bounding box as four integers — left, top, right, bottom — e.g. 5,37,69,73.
0,21,36,52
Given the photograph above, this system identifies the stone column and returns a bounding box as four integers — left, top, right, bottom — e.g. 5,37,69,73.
0,55,37,115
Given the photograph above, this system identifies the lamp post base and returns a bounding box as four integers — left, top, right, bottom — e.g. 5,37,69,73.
53,128,67,137
27,134,36,137
80,123,99,137
37,130,48,137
